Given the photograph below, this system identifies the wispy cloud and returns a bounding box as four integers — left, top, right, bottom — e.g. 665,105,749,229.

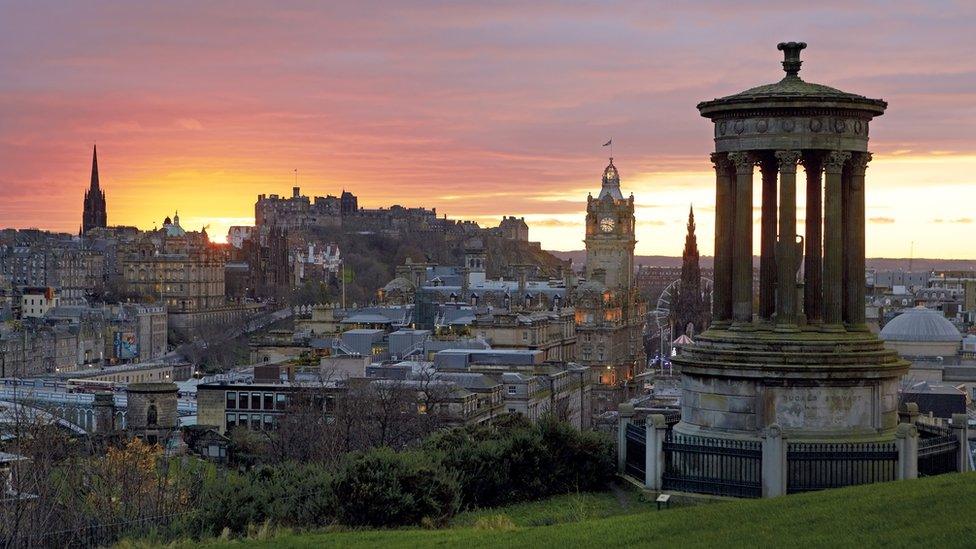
1,2,975,257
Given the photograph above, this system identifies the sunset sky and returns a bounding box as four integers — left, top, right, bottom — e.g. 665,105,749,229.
1,2,974,258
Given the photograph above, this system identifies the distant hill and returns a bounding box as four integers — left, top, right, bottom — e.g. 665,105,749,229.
550,250,976,272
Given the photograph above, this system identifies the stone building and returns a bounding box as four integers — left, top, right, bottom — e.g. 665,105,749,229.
576,159,647,390
497,216,529,241
120,215,228,333
255,187,345,231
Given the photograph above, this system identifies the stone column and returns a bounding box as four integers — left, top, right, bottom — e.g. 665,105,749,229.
761,424,787,497
644,414,668,490
711,153,734,327
951,413,970,473
759,156,778,322
895,422,919,480
845,153,871,330
802,153,823,325
775,151,801,331
728,152,755,327
617,403,634,473
822,151,850,330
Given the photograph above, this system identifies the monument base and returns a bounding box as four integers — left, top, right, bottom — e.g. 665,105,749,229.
671,327,909,442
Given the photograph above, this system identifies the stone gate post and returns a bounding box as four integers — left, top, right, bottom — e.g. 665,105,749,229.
761,424,787,498
895,423,918,480
951,414,970,473
644,414,668,490
617,403,635,473
898,402,919,425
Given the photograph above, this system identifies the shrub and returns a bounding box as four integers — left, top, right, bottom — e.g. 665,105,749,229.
426,417,615,510
188,462,335,536
332,448,460,527
537,417,615,492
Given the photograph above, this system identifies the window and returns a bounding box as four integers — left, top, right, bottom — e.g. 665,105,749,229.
226,391,237,409
225,413,236,430
251,392,262,410
507,385,517,395
276,393,287,410
263,414,274,430
263,392,273,410
238,392,248,409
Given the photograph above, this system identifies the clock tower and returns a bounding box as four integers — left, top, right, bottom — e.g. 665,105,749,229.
584,158,636,290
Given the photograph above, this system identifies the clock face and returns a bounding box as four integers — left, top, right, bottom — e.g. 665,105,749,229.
600,217,615,232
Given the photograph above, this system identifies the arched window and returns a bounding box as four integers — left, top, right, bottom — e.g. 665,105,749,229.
147,403,158,426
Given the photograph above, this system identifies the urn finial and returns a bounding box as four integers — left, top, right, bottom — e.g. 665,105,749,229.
777,41,807,78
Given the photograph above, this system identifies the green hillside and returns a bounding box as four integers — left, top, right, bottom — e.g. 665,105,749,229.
192,472,976,548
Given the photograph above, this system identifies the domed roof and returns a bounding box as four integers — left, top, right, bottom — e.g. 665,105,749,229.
598,158,623,200
697,42,886,116
879,307,962,343
383,276,415,293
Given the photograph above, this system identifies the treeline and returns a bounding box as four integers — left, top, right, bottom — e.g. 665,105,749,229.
3,416,613,547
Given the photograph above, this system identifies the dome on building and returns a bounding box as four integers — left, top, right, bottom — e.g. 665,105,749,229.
697,42,887,116
598,158,623,200
879,307,962,343
383,277,416,293
162,212,186,237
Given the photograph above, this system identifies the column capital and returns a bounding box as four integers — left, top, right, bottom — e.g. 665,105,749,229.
823,151,851,174
728,151,755,174
848,152,873,174
774,150,801,174
710,152,732,172
799,150,824,169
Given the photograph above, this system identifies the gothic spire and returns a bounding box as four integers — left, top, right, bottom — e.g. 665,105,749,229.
90,144,100,191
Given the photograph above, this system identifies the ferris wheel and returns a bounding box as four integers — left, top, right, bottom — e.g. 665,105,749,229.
650,277,714,333
647,277,714,360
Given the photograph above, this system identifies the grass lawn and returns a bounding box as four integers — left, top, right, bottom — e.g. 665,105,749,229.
190,472,976,548
449,484,653,528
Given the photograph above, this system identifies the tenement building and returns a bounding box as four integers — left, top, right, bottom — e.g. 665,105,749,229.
120,214,242,334
576,159,647,392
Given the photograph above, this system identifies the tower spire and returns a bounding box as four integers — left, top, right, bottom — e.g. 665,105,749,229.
82,144,107,233
90,144,100,191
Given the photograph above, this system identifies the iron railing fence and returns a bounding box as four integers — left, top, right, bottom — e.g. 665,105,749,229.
662,431,762,498
624,422,646,480
786,441,897,494
918,432,959,477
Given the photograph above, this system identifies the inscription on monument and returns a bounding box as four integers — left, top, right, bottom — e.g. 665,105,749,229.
769,386,874,431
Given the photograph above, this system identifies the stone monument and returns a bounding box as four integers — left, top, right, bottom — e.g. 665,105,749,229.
125,382,179,445
672,42,909,441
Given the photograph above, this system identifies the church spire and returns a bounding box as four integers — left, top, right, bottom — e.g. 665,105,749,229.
82,144,107,233
90,144,100,191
